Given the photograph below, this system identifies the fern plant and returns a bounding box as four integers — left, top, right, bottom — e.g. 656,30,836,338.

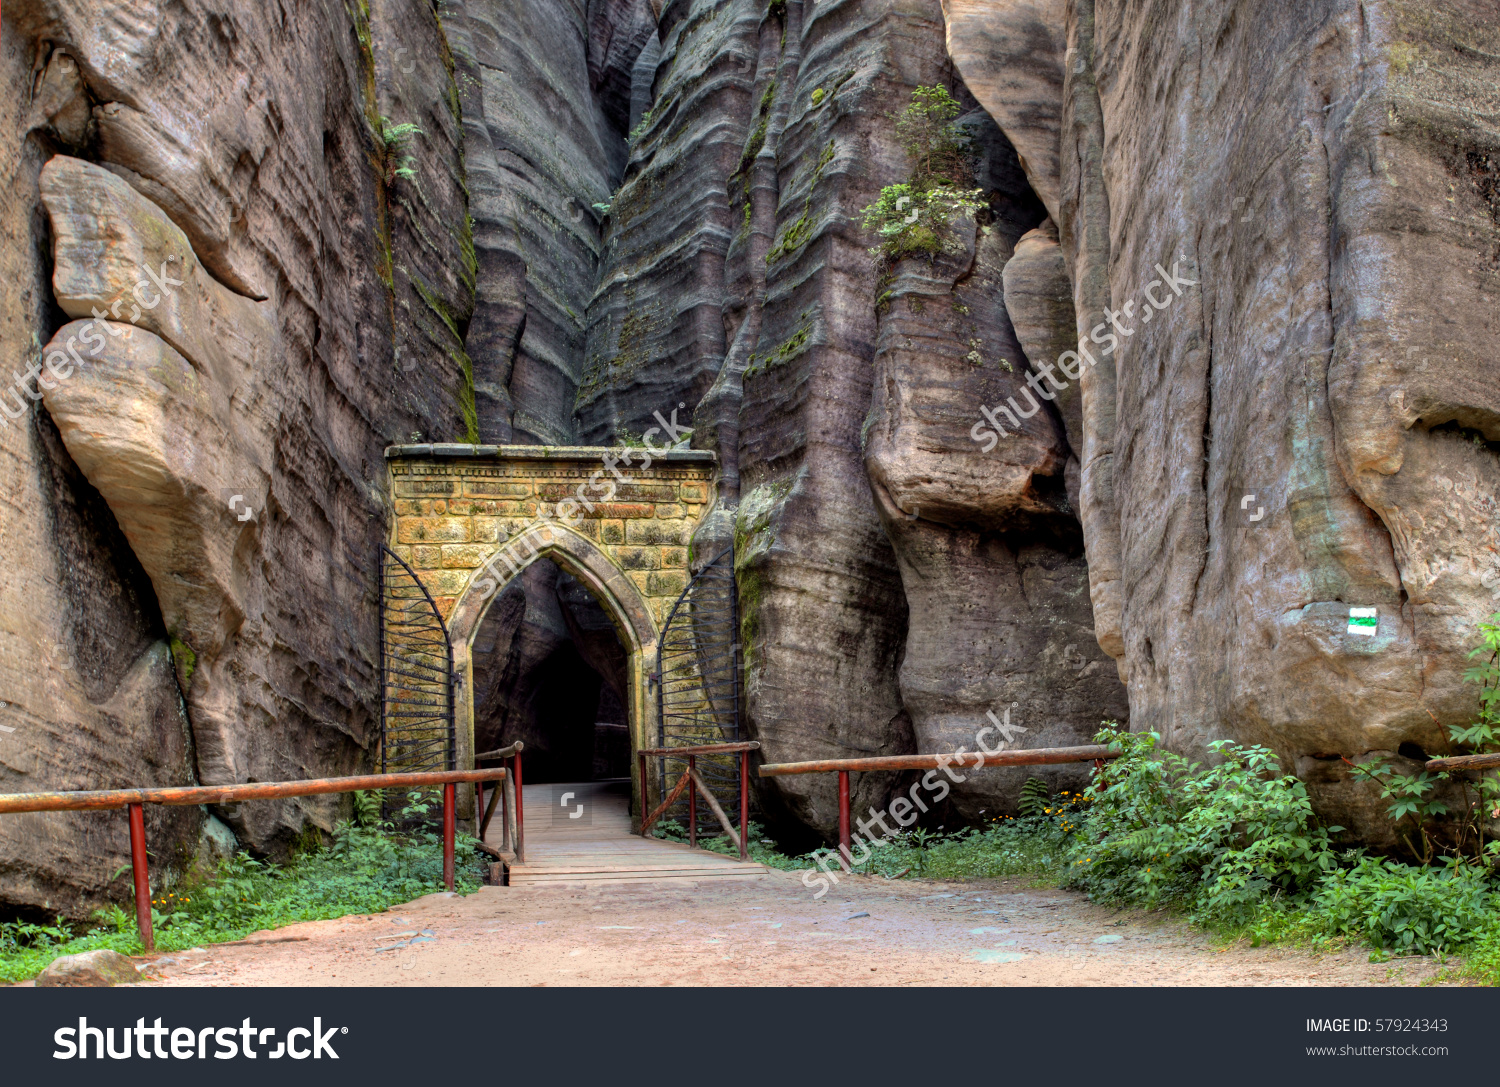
379,116,424,185
353,790,381,828
1019,776,1051,818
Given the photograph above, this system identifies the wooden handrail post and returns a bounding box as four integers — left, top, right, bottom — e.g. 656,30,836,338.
513,752,524,863
739,749,749,861
687,755,697,848
442,783,456,890
128,802,152,951
479,775,503,842
838,770,851,867
502,772,513,852
638,751,649,838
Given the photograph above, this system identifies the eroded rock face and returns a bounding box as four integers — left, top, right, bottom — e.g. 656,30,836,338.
3,0,477,911
944,0,1500,840
572,0,1129,838
866,154,1125,814
444,0,641,445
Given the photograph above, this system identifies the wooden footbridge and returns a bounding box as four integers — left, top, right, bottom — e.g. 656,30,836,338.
496,780,766,886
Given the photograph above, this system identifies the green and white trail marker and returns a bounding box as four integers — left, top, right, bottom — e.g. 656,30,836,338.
1348,607,1378,636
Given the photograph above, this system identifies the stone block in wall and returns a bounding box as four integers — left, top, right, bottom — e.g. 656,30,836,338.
647,571,687,597
397,517,471,544
617,546,659,570
442,544,495,568
625,519,688,545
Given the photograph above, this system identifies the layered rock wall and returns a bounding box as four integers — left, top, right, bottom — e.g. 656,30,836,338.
2,0,477,912
948,0,1500,838
577,0,1128,838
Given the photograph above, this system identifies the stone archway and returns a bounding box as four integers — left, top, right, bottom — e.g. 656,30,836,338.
385,443,718,824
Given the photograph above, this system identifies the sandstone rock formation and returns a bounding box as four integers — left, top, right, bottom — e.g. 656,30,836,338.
34,948,140,987
573,0,1128,837
3,0,477,914
946,0,1500,839
5,0,1494,919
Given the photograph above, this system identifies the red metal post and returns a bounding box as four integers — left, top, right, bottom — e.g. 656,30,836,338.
739,749,749,861
442,783,456,890
128,802,153,951
638,752,649,838
838,770,851,867
688,755,697,848
513,752,524,863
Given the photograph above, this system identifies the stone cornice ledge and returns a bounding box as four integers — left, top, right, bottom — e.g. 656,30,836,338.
385,443,717,463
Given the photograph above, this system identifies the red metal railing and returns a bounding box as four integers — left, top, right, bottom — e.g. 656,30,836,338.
0,767,510,951
758,744,1121,863
637,741,760,860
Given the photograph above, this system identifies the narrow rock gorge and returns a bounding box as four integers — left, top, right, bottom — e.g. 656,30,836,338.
1,0,1496,912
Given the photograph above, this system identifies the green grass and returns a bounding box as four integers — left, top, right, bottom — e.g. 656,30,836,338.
651,820,808,872
656,812,1077,885
0,807,483,984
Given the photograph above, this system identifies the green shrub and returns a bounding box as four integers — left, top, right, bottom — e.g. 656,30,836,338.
860,86,984,263
0,812,482,984
1065,726,1341,923
1344,611,1500,866
859,183,984,261
1313,857,1493,954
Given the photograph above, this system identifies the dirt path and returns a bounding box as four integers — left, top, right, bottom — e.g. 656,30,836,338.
127,870,1451,987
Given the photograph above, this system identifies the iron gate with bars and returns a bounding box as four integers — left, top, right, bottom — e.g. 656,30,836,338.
653,546,746,829
379,545,454,821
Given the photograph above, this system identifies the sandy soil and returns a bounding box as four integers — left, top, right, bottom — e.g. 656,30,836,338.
121,870,1451,987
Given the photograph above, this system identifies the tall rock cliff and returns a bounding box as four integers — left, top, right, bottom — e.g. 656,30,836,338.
4,0,1494,917
576,0,1126,837
2,0,479,913
947,0,1500,839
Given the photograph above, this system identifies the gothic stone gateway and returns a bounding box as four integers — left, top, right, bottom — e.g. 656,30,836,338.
385,444,718,824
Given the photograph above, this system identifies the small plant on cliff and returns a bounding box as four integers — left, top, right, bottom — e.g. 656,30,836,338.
380,116,424,185
860,85,984,262
628,109,654,145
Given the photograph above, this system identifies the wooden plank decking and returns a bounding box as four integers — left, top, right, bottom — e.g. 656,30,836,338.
488,779,767,886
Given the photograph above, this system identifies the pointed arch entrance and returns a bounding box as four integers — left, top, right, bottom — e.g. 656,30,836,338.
447,520,660,819
384,443,719,827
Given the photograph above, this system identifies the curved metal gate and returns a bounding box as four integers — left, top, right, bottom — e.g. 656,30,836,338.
379,545,455,821
653,546,743,826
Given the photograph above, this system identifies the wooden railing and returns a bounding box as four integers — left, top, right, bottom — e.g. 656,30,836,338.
0,767,510,951
637,741,760,860
474,741,524,862
758,743,1120,864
